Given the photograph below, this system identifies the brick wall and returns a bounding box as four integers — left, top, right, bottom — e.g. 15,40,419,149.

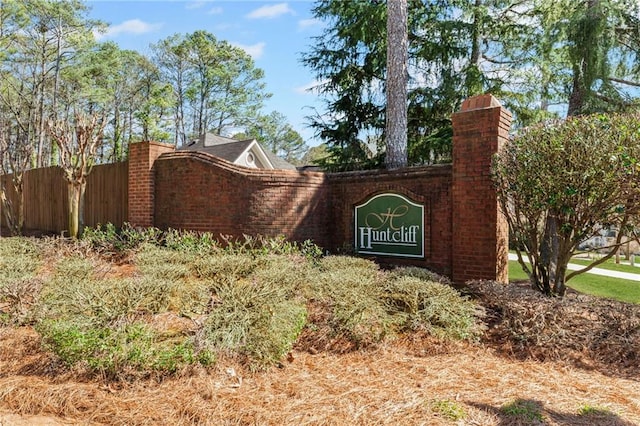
451,94,511,283
128,141,175,228
326,166,453,276
128,94,510,283
154,151,331,247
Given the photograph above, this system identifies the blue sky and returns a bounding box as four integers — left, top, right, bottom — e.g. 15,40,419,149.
86,1,325,146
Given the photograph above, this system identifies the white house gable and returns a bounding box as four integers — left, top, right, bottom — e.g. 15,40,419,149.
236,141,274,169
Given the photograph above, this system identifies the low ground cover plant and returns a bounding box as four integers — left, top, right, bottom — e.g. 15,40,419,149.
3,226,639,380
0,237,42,325
0,227,480,378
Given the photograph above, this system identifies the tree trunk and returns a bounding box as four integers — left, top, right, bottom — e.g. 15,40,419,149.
385,0,408,170
567,0,601,116
36,46,47,167
16,178,23,233
0,185,17,235
67,181,86,239
553,263,567,296
539,214,559,291
567,67,587,116
466,0,484,96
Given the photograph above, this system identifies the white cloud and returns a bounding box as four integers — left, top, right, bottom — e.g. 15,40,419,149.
185,1,206,10
94,19,162,40
208,6,223,15
232,42,266,59
298,18,321,31
246,3,294,19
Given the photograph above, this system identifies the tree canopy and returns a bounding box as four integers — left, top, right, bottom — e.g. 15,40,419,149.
0,0,297,235
152,31,271,146
0,2,280,174
234,111,307,165
303,0,640,171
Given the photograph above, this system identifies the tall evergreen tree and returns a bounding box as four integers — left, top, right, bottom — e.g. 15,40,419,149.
302,0,527,170
385,0,408,169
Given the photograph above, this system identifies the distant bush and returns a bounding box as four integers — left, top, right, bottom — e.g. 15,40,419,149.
82,223,163,255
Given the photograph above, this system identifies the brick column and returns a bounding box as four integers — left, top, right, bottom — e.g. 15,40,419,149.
451,94,511,284
128,141,175,228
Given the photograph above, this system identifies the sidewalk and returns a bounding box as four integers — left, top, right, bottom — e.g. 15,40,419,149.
508,253,640,282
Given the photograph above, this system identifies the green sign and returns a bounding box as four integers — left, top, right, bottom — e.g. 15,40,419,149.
354,193,424,258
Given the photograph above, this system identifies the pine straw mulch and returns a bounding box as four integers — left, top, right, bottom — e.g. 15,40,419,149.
466,280,640,380
1,325,639,426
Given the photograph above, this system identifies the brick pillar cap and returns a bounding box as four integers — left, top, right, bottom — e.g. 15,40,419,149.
460,94,501,112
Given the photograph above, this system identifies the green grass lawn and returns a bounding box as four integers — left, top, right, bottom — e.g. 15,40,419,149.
569,256,640,274
509,260,640,304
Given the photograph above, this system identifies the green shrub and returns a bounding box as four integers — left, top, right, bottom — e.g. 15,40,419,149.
0,237,44,325
37,319,106,366
0,277,43,325
220,234,323,260
384,276,480,340
38,320,206,375
36,255,204,375
22,232,481,375
41,256,174,324
388,266,453,286
308,259,480,345
250,255,312,293
162,228,219,253
82,223,163,254
192,253,262,281
42,268,173,324
204,271,307,369
135,245,196,281
0,237,41,287
244,300,307,369
81,222,120,253
312,256,394,345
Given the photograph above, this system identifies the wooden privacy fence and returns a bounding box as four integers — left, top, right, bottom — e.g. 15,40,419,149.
1,162,128,234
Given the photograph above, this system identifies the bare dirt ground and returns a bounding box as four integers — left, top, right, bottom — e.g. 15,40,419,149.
1,326,638,426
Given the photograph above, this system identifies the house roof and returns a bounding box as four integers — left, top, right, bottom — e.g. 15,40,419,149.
179,133,296,170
